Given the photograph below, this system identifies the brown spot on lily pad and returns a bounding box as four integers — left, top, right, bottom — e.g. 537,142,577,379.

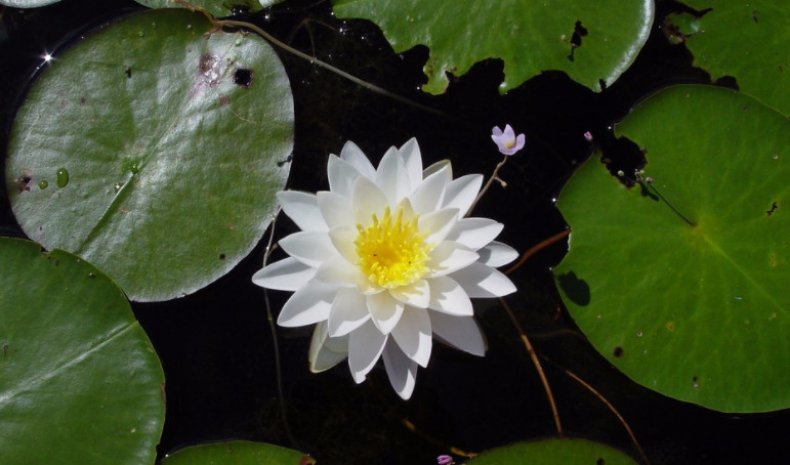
14,169,33,192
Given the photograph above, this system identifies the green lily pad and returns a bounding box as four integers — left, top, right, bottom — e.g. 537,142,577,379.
0,0,61,8
662,12,701,45
678,0,789,115
469,438,638,465
0,238,165,465
161,441,310,465
133,0,263,18
5,9,293,301
332,0,654,94
554,85,789,413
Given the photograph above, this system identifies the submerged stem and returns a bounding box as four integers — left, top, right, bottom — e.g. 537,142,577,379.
499,298,564,436
542,356,651,465
261,209,299,448
505,229,570,275
400,419,477,458
173,0,447,117
216,18,447,118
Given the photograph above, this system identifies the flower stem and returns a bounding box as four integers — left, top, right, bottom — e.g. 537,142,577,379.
468,156,508,215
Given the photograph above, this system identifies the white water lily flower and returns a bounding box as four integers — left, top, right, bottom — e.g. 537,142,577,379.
253,138,518,399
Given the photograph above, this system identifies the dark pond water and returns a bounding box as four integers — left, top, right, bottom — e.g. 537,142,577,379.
1,1,788,464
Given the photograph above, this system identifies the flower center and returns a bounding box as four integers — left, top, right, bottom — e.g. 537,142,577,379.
355,206,429,289
504,137,516,149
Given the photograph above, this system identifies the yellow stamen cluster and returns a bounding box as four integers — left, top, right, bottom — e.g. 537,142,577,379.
355,206,429,289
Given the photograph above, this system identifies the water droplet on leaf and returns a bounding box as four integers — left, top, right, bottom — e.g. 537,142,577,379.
38,179,49,189
56,168,70,187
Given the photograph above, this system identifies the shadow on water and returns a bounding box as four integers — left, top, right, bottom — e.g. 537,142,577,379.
556,271,591,306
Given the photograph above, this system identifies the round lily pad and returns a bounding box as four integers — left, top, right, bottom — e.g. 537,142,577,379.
469,438,638,465
679,0,789,115
554,85,789,412
0,0,61,8
133,0,263,18
332,0,654,94
162,441,310,465
0,237,165,465
5,9,294,301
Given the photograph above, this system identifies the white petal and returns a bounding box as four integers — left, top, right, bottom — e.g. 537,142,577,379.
367,291,405,334
445,218,503,250
376,147,410,204
451,262,517,298
309,322,349,373
423,159,451,179
391,307,432,367
348,320,387,383
411,164,451,215
339,141,376,179
252,257,316,291
329,226,358,265
395,197,418,222
314,255,358,287
327,155,363,197
277,191,328,232
418,207,460,245
355,274,383,296
430,311,486,356
427,242,479,277
328,288,371,337
479,241,519,267
317,191,354,229
278,231,335,267
277,281,336,327
426,276,473,316
443,174,483,218
382,341,418,400
352,176,389,227
390,279,430,309
398,138,423,192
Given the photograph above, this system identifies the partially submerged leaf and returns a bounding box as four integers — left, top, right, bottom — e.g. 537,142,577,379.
555,85,789,412
162,441,310,465
677,0,789,115
6,9,294,301
0,237,165,465
469,438,638,465
333,0,654,94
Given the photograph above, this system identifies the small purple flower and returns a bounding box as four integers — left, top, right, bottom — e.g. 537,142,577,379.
491,124,525,156
583,130,593,142
437,455,455,465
